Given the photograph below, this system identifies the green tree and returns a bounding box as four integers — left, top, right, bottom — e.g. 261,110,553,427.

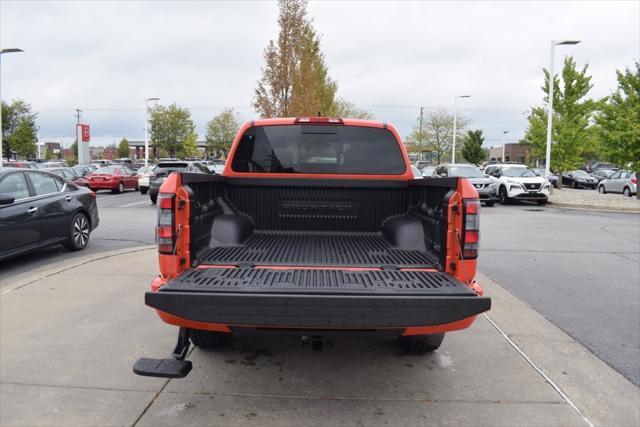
180,131,199,159
205,108,240,157
117,137,130,158
148,103,196,158
44,146,52,161
524,56,597,187
2,99,38,160
461,130,486,165
408,108,470,164
71,141,78,159
597,62,640,185
332,98,374,119
254,0,337,117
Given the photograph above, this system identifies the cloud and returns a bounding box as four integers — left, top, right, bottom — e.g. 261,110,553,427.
2,0,638,148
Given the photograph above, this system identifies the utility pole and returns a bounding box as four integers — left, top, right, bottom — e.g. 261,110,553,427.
418,107,424,161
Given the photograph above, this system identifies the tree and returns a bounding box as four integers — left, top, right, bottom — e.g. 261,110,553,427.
180,131,199,159
205,108,240,158
254,0,337,117
2,99,38,160
332,98,374,119
71,141,78,159
117,137,130,158
461,130,486,165
597,62,640,187
408,108,470,164
44,146,52,161
148,103,196,158
524,56,597,188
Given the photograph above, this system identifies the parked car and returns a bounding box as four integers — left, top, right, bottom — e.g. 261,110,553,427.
590,169,616,183
112,158,133,165
131,161,148,171
2,160,38,169
48,167,90,188
533,168,559,188
133,116,490,379
148,161,210,203
421,166,436,177
0,168,99,261
72,164,97,178
411,166,423,179
37,161,67,169
414,161,431,171
86,165,139,193
436,164,497,206
136,166,155,195
562,170,598,189
591,162,618,171
91,160,112,167
484,164,550,205
598,171,637,197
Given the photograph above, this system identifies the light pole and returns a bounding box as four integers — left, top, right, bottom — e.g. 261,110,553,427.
452,94,471,164
502,131,509,162
545,40,580,179
0,48,24,170
144,97,160,166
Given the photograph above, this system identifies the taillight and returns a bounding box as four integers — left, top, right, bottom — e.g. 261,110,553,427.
156,193,175,254
88,191,97,199
294,117,344,124
462,199,480,259
632,177,637,184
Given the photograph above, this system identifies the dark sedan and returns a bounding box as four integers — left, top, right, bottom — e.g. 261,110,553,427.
0,168,99,262
590,169,615,183
49,167,90,188
562,170,598,189
533,168,559,188
148,161,210,203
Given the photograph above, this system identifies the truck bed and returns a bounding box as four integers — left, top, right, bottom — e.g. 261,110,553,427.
198,231,438,268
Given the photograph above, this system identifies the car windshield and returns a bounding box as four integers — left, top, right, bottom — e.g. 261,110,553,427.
449,166,484,178
503,167,536,177
573,170,589,177
154,163,189,174
231,125,406,175
93,166,121,174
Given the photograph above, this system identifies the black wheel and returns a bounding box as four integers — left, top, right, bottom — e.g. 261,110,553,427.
113,181,124,194
485,200,495,207
399,333,444,353
65,212,90,251
140,187,148,195
571,181,577,189
537,199,548,205
598,185,606,194
150,193,157,204
623,187,631,197
189,329,232,349
498,186,508,204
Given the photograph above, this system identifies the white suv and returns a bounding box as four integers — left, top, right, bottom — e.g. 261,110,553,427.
484,164,550,205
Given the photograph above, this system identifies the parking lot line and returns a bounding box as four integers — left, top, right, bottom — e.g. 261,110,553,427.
120,200,152,208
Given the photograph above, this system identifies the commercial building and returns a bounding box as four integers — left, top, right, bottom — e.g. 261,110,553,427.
489,143,532,164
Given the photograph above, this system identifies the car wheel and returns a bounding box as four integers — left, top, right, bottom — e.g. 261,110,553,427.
150,193,157,204
623,187,632,197
113,182,124,194
140,187,148,195
598,185,606,194
64,212,90,251
485,200,495,207
399,333,444,353
189,329,232,349
498,186,508,204
572,181,577,189
537,199,548,205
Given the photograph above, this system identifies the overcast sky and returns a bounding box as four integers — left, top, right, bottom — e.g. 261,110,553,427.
1,0,638,149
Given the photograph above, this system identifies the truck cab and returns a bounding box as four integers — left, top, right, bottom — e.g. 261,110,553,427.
134,117,491,378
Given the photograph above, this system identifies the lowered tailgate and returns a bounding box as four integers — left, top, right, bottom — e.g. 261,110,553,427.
147,268,491,328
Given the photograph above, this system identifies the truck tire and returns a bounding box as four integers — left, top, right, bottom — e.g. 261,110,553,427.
399,333,444,353
189,329,232,349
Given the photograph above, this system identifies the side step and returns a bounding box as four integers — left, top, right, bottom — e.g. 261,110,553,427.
133,327,193,378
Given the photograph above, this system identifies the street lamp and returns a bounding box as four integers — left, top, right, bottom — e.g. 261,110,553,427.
0,48,24,170
452,94,471,164
545,40,580,179
144,97,160,166
502,131,509,162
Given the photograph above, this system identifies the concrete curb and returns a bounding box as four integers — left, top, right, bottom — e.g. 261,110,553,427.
547,201,640,213
0,245,156,295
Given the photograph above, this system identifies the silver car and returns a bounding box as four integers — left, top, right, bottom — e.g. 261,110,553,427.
597,171,637,197
435,164,498,206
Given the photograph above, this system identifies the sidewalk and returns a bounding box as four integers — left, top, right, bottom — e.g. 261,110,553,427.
1,248,638,426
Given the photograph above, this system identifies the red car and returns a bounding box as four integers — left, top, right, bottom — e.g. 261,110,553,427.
87,165,139,193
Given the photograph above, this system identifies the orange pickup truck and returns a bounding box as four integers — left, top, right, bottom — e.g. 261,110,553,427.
134,117,491,378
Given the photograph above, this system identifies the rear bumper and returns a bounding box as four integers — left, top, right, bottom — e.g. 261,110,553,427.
89,181,117,190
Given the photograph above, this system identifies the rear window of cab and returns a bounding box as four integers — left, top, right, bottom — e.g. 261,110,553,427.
231,125,406,175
